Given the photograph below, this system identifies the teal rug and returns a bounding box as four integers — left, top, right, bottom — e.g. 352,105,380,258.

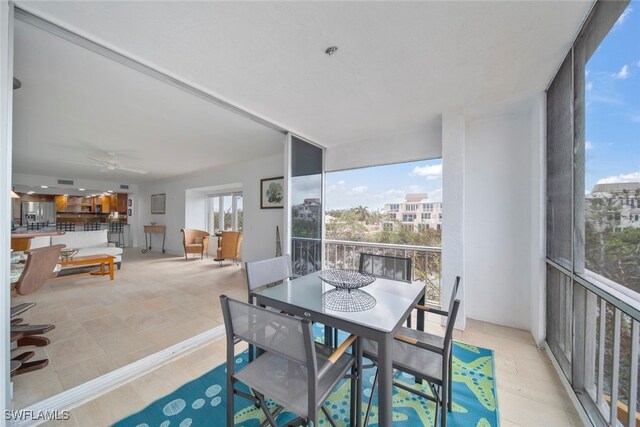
114,328,498,427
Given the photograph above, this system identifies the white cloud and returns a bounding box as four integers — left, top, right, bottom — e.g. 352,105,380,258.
407,185,424,193
337,180,345,185
586,81,593,91
585,141,594,150
411,163,442,180
613,64,630,79
428,188,443,202
615,7,632,28
597,172,640,184
346,185,368,196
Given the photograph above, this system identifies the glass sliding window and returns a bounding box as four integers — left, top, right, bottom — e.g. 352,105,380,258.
290,136,323,276
584,2,640,296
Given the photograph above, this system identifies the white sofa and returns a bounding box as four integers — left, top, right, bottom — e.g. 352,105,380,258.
31,229,123,270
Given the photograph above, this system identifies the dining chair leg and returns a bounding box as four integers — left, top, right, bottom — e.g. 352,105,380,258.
356,339,363,427
363,369,378,427
448,356,453,412
441,381,449,427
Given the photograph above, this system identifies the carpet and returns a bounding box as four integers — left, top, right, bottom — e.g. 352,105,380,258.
114,333,498,427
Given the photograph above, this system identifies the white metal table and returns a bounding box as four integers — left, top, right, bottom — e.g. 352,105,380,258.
252,271,425,427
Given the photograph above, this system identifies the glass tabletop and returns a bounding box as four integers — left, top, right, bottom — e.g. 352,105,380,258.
253,272,425,334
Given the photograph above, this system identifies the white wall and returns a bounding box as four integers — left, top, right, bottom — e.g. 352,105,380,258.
462,99,540,331
137,153,284,263
325,122,442,172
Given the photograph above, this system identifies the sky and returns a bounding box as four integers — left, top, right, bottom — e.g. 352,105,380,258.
325,159,442,211
585,1,640,193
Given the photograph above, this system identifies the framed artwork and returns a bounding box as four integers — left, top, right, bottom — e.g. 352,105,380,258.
260,177,284,209
128,199,132,207
151,193,166,214
127,208,132,216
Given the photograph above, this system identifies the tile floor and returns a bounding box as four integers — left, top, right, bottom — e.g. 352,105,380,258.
39,320,582,427
11,248,246,408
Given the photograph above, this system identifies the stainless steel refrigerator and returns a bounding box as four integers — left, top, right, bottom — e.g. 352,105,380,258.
21,201,56,225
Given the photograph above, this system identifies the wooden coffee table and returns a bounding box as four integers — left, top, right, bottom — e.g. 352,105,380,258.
60,254,115,281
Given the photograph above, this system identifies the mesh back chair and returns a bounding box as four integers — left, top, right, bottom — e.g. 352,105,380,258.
362,298,461,427
27,222,48,231
359,253,414,328
109,221,125,248
358,253,412,282
245,255,294,304
84,221,101,231
220,296,357,427
405,276,461,408
56,222,76,231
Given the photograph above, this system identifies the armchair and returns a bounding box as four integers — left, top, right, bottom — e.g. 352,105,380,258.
181,229,210,260
216,231,242,265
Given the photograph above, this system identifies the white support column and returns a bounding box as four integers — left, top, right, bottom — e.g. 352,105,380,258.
442,109,466,330
283,134,292,256
0,1,14,420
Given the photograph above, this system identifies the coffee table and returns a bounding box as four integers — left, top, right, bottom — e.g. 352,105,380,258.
60,254,115,280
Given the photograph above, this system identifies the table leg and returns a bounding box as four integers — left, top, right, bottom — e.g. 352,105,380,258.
100,262,105,276
109,259,114,280
355,337,363,427
378,332,393,427
162,232,166,253
142,233,148,253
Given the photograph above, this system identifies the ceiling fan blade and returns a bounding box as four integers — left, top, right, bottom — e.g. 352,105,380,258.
87,156,106,164
59,160,103,167
116,166,148,174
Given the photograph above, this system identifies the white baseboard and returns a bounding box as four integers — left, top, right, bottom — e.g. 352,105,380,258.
12,325,225,427
543,342,592,427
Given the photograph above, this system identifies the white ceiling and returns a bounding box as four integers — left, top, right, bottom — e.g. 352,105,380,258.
16,0,593,150
12,19,285,184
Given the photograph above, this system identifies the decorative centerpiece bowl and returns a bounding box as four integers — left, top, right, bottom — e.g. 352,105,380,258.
318,268,376,290
60,248,79,261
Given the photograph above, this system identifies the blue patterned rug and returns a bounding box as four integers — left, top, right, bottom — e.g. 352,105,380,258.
114,329,498,427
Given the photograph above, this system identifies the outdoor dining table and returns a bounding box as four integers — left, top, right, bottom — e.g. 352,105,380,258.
252,271,426,427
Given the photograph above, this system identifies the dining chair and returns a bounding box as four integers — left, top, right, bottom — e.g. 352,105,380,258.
245,255,295,305
220,295,357,427
405,275,461,409
358,253,415,328
362,297,461,427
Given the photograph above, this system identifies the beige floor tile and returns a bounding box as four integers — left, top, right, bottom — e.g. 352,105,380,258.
11,366,65,409
54,354,117,390
72,384,145,426
117,309,172,333
45,333,108,370
70,304,112,322
94,328,155,358
81,314,128,337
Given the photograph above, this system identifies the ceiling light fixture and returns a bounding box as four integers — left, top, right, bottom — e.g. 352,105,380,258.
41,185,48,188
78,188,85,191
27,191,35,195
325,46,338,56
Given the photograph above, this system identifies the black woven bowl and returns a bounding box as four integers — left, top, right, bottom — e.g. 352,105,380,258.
318,268,376,290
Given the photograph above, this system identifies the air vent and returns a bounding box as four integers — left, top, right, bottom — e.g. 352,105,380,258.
57,179,74,186
120,184,129,190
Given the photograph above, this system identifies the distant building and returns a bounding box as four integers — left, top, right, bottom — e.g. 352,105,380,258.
383,193,442,231
294,198,321,220
586,182,640,229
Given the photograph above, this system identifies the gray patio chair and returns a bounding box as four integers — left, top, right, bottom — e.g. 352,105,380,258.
358,253,415,328
405,275,461,408
220,295,357,427
362,297,461,427
245,255,295,305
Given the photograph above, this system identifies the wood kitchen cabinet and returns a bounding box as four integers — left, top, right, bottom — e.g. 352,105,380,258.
55,195,67,212
117,194,127,213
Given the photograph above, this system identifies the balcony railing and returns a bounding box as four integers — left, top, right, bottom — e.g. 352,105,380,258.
547,260,640,427
324,239,442,304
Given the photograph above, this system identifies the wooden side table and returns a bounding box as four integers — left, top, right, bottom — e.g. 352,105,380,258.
142,225,166,253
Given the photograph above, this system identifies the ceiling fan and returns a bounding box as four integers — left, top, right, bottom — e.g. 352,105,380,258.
65,152,148,174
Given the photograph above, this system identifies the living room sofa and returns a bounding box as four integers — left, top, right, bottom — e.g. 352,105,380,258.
30,229,123,271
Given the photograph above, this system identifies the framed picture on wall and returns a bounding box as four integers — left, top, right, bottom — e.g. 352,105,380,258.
151,193,166,214
128,199,132,207
260,177,284,209
127,208,132,216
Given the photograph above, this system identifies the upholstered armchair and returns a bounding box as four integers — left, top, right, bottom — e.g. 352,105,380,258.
181,229,210,260
216,231,242,265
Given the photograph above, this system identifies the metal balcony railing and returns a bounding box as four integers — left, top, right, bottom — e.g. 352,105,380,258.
324,239,442,304
547,259,640,427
